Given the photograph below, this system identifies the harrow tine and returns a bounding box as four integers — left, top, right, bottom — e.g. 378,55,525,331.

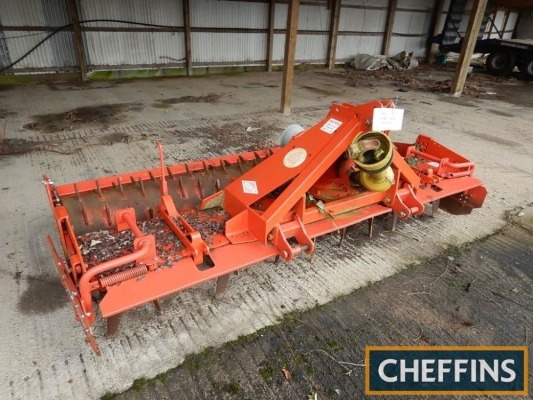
167,166,175,179
391,213,398,232
185,163,193,177
153,300,163,315
104,202,113,226
202,160,212,178
368,217,374,238
197,177,204,199
138,178,147,198
274,255,281,264
178,176,186,198
80,203,89,226
74,183,82,202
117,176,125,198
309,238,317,263
220,159,228,175
106,314,122,337
338,228,347,247
253,151,260,165
431,199,440,217
95,180,104,200
215,274,230,297
237,158,244,174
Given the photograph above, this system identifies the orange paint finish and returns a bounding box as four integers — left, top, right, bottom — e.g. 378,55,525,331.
43,100,487,354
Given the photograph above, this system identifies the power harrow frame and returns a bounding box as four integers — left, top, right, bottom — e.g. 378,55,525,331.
44,100,486,354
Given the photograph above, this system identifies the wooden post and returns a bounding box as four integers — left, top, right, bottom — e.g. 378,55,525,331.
280,0,300,115
426,0,446,63
326,0,341,69
266,0,275,71
450,0,488,97
66,0,88,81
382,0,397,56
183,0,193,76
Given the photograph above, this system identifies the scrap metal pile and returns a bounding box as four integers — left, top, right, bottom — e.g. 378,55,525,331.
44,100,486,354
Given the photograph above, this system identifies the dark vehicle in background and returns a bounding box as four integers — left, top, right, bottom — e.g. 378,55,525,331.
434,0,533,79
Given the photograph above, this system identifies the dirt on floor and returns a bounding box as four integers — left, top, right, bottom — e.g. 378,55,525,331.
22,103,144,133
158,94,222,105
0,132,148,156
343,63,525,98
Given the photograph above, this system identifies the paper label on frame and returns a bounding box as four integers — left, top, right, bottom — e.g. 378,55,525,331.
372,108,404,131
320,118,342,134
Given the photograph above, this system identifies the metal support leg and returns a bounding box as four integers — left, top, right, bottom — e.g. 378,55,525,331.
391,213,398,232
309,238,317,263
106,314,122,337
215,274,230,297
153,299,163,315
368,217,374,238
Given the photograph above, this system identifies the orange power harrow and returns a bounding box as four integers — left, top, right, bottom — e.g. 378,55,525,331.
44,100,486,354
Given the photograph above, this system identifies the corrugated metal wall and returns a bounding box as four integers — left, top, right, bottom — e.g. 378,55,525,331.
191,0,268,64
337,0,387,60
0,0,522,74
79,0,185,67
0,0,77,70
390,0,433,56
273,2,330,63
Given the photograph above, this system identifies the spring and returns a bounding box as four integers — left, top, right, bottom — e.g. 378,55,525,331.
99,265,148,287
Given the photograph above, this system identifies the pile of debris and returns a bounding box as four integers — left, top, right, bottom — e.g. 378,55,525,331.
345,50,516,96
78,219,184,272
344,66,510,97
348,51,419,71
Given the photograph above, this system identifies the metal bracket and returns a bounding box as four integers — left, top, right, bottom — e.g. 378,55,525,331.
47,236,100,355
270,214,315,262
391,184,425,220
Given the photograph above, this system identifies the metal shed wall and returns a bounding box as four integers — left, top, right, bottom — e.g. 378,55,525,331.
0,0,523,74
190,0,268,65
273,2,330,64
78,0,185,68
336,0,386,60
0,0,77,70
192,32,267,64
389,0,434,57
191,0,267,29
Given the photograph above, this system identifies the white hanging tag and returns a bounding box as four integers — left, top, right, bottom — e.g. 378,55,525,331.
372,108,404,131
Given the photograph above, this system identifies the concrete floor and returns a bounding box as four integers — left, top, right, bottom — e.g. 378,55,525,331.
0,67,531,400
114,207,533,400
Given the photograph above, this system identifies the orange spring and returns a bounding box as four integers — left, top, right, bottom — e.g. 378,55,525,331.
99,265,148,287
